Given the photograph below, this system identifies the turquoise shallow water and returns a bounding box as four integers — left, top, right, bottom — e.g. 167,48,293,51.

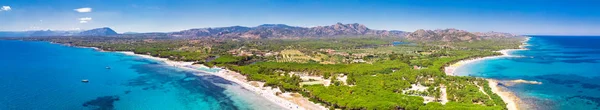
454,36,600,110
0,40,282,110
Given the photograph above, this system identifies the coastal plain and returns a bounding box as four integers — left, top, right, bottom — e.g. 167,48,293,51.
3,23,529,110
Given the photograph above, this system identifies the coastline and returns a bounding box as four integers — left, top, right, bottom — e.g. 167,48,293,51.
50,38,532,110
48,41,327,109
48,42,313,109
487,79,521,110
444,37,531,110
116,51,326,110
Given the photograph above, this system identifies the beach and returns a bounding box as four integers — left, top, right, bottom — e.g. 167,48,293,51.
118,52,326,110
77,37,531,110
487,79,520,110
444,37,530,110
2,40,286,109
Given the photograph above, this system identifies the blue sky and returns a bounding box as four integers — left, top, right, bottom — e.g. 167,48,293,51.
1,0,599,35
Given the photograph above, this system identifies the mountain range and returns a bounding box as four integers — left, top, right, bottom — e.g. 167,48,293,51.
169,23,406,39
406,29,481,42
0,27,118,37
0,23,521,42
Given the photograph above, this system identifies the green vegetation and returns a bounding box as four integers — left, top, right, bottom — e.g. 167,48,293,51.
14,36,525,109
220,49,509,109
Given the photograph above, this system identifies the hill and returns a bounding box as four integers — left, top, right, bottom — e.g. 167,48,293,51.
168,23,406,39
1,23,522,42
0,27,117,37
473,31,524,39
79,27,118,36
405,29,522,42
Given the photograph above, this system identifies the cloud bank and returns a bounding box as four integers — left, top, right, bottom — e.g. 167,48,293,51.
74,7,92,13
1,6,11,11
79,17,92,23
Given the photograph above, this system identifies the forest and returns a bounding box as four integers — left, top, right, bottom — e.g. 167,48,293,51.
8,36,525,110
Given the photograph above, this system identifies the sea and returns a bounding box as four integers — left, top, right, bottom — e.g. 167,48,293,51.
454,36,600,110
0,40,283,110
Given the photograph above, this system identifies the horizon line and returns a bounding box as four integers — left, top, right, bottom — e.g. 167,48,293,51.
3,22,600,36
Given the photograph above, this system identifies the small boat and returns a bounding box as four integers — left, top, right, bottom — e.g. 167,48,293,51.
105,66,111,69
81,79,89,83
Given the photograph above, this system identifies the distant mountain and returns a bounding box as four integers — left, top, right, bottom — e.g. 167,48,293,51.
0,30,80,37
389,30,409,37
0,24,408,38
122,32,140,34
406,29,481,42
29,30,80,36
256,24,296,28
0,27,117,37
304,23,393,38
405,29,524,42
473,31,523,39
168,23,406,39
79,27,118,36
0,24,521,42
0,31,32,37
169,26,252,38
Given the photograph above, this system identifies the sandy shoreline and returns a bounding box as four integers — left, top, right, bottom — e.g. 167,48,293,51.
54,41,326,109
487,79,521,110
54,43,312,109
444,37,530,110
117,52,325,110
60,38,532,110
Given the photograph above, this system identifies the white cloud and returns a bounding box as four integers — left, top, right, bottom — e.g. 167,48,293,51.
78,17,92,23
79,17,92,21
74,7,92,13
1,6,11,11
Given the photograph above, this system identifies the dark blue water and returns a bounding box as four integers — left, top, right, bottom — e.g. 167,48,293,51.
455,36,600,110
0,40,282,110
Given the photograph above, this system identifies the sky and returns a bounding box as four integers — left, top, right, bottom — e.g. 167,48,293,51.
1,0,599,35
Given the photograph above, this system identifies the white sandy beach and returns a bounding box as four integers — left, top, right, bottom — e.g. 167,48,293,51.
85,37,531,110
443,37,531,110
487,79,520,110
444,49,526,76
118,52,326,110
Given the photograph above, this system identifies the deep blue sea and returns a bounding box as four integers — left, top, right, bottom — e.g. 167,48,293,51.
455,36,600,110
0,40,282,110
